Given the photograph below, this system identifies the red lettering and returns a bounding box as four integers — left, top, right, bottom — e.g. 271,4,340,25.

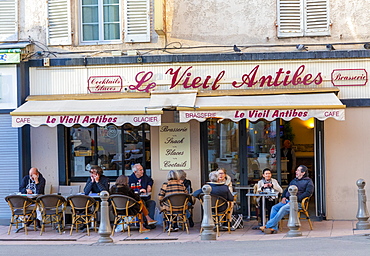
129,71,157,92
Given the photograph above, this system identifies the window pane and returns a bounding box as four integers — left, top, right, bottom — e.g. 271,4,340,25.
70,126,95,177
82,0,98,5
69,124,151,180
104,0,119,4
82,6,98,23
104,23,120,40
83,24,99,41
97,125,122,176
207,119,239,184
104,5,119,22
247,120,278,184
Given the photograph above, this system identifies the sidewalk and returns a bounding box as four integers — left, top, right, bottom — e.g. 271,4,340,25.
0,219,369,245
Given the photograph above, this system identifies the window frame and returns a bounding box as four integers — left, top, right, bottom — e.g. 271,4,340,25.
79,0,122,45
277,0,330,38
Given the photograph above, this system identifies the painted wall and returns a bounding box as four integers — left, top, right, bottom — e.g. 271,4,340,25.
19,0,370,55
325,108,370,220
151,112,202,221
30,126,59,194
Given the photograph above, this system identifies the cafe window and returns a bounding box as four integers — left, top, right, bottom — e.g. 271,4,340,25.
69,123,151,181
207,119,240,184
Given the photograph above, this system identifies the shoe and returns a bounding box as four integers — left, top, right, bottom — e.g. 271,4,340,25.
140,228,150,233
36,219,41,229
148,220,157,225
264,228,277,234
166,227,179,232
259,226,266,232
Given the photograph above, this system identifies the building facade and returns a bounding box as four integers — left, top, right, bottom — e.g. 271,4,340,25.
1,0,370,221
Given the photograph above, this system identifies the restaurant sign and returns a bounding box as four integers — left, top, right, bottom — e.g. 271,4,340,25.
180,109,345,122
88,76,123,93
331,69,367,86
12,114,161,127
159,123,191,170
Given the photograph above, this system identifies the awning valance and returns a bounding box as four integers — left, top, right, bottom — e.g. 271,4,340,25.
148,90,197,109
178,93,345,122
11,98,162,127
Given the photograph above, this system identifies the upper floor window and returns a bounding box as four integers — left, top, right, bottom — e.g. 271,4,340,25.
277,0,330,38
81,0,121,43
46,0,150,46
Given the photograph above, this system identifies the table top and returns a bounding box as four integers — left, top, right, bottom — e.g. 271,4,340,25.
246,192,279,197
235,186,254,190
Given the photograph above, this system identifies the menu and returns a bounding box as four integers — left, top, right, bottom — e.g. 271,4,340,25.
159,123,190,170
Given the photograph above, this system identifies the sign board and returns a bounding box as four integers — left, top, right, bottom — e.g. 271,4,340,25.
159,123,191,170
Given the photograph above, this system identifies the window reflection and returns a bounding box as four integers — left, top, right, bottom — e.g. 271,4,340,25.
207,119,239,184
69,123,150,179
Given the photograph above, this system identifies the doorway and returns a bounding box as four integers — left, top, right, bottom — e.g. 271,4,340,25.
202,117,321,218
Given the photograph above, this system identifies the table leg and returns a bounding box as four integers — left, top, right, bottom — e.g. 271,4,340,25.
247,195,251,219
262,197,266,226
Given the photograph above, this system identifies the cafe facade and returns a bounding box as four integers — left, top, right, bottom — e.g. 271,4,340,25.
9,52,370,221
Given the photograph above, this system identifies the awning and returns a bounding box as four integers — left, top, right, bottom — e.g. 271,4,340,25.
178,93,345,122
11,98,162,127
148,90,197,109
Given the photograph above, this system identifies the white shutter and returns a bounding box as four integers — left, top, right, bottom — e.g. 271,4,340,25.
304,0,330,36
0,0,18,41
277,0,303,38
124,0,150,43
47,0,71,45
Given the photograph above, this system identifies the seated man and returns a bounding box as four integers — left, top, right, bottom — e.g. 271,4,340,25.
260,165,314,234
128,163,156,229
19,167,46,228
19,167,46,195
84,166,110,195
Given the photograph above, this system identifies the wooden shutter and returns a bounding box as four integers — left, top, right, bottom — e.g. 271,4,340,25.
277,0,303,38
47,0,71,45
304,0,330,36
0,0,18,41
124,0,151,43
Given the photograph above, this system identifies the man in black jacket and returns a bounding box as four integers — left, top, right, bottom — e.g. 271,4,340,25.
260,165,314,234
19,167,46,194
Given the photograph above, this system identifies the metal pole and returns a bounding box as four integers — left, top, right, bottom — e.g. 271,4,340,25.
201,184,216,240
286,185,302,237
356,179,370,230
98,191,113,243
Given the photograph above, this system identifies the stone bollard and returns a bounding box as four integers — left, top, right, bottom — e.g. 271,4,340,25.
98,191,113,243
286,185,302,237
356,179,370,230
201,184,216,240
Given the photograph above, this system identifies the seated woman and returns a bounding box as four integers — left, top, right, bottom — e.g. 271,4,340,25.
110,175,157,233
158,170,188,232
256,168,283,226
176,169,195,227
216,168,233,193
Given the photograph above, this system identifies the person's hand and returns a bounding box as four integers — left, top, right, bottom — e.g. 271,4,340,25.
140,188,147,193
94,174,100,182
90,175,95,182
281,197,287,204
26,189,33,194
32,174,39,184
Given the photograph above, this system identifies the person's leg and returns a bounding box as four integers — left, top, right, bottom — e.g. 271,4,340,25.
145,200,156,220
265,203,290,230
265,199,275,219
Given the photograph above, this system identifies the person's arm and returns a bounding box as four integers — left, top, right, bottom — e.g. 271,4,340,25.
272,179,283,194
297,179,314,202
35,176,46,194
95,176,110,192
158,183,167,202
84,178,93,195
192,188,202,198
281,186,289,203
257,180,263,192
225,187,234,202
19,176,28,194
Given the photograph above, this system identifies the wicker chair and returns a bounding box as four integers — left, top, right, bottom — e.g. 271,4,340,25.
36,194,66,235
